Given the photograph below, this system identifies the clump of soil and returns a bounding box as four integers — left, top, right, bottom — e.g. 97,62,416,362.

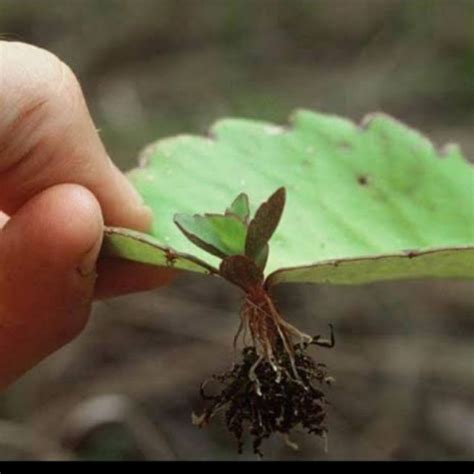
193,296,335,456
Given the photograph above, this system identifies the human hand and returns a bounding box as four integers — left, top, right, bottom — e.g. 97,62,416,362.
0,42,174,388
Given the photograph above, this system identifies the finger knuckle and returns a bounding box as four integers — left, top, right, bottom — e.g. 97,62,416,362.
20,43,81,115
0,42,83,170
1,42,81,117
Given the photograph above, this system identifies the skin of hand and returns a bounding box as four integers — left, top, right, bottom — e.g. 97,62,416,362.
0,42,175,389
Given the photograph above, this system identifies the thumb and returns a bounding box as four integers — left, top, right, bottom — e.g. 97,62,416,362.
0,184,103,388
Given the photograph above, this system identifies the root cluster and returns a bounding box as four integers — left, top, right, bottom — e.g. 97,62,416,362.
193,288,334,456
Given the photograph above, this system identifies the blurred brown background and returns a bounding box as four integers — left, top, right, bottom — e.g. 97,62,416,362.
1,0,473,460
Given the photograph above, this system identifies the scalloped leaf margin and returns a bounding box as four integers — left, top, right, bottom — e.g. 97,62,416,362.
102,109,474,287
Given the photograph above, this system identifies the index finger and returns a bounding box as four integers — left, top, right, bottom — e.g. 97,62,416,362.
0,41,151,231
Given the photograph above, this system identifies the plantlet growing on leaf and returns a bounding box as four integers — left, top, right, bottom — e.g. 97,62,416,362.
102,109,474,456
176,188,335,454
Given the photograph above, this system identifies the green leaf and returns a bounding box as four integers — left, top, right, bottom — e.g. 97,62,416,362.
226,193,250,223
103,110,474,286
103,227,216,274
174,213,247,259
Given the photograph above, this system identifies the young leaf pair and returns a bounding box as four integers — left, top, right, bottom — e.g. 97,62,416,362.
174,188,286,281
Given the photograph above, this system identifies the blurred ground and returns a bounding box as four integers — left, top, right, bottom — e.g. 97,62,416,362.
0,0,473,460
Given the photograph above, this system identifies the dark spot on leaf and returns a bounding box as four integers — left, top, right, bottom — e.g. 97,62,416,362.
164,248,177,266
339,141,352,151
404,250,419,258
302,160,311,167
357,174,369,186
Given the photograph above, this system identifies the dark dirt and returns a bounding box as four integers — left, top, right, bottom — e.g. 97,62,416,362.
194,339,333,456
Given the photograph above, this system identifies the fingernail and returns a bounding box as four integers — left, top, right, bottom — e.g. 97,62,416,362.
78,235,103,277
